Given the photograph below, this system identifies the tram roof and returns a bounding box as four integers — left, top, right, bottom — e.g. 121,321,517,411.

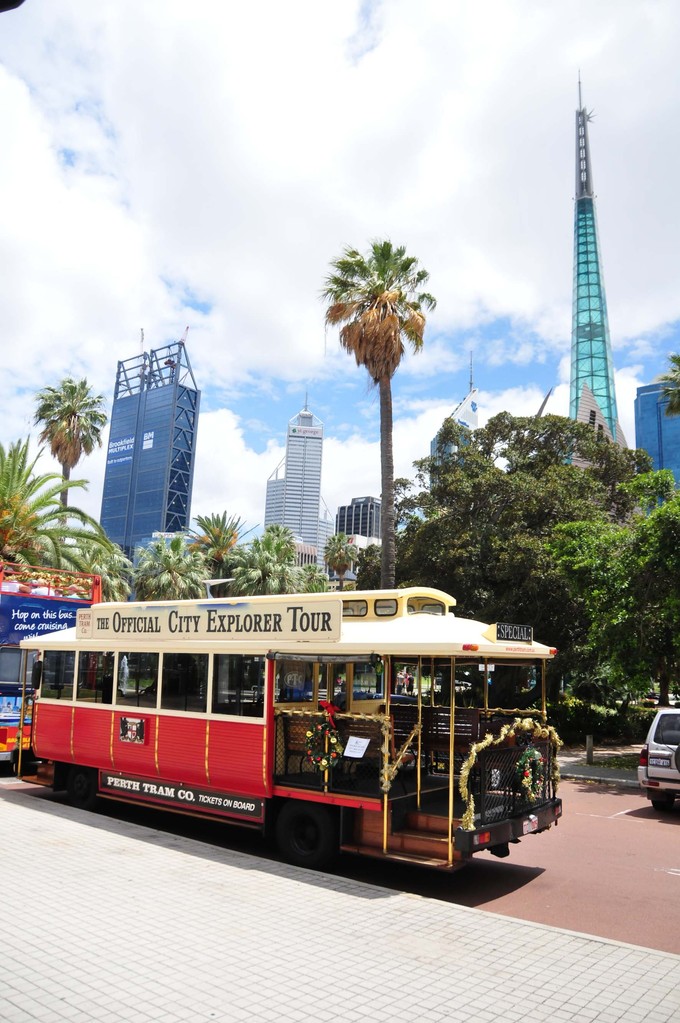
23,600,554,660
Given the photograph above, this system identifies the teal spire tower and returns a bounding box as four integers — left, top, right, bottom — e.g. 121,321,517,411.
569,79,626,446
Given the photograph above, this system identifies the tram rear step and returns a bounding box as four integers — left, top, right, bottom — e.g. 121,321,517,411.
405,811,458,835
340,843,464,870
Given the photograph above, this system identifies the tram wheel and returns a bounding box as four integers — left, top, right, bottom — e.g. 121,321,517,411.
275,801,339,869
66,766,99,811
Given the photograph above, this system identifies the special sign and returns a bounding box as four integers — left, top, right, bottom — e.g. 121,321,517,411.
76,599,342,643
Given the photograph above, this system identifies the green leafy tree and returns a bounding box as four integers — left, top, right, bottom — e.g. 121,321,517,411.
355,543,381,590
133,534,208,601
0,438,110,567
398,413,653,686
323,240,436,588
552,489,680,705
324,533,358,590
188,511,252,579
660,352,680,416
230,525,303,596
34,378,107,507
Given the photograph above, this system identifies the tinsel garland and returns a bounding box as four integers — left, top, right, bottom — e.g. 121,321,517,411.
459,717,563,831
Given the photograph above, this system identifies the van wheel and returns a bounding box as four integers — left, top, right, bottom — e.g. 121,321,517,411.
66,766,98,810
650,794,675,811
275,801,339,869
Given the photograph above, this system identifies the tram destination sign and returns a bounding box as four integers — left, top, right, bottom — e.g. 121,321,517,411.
483,622,533,644
77,599,342,643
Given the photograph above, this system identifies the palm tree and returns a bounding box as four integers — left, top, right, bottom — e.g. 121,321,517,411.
660,353,680,416
299,563,329,592
34,377,107,507
187,511,252,578
324,533,358,591
133,535,208,601
0,438,110,566
323,240,436,587
230,525,303,596
74,538,133,603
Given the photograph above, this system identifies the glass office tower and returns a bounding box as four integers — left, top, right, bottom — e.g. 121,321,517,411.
100,339,200,556
635,383,680,486
569,82,626,447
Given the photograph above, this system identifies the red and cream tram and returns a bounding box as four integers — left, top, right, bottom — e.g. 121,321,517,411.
19,587,562,870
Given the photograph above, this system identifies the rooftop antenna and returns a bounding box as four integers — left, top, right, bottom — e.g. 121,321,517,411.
578,70,582,110
469,351,474,392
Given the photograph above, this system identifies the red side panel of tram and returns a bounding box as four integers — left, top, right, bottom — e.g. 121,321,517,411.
33,705,269,799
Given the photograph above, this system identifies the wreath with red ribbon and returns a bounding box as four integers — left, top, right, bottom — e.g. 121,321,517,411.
305,715,344,772
516,746,546,802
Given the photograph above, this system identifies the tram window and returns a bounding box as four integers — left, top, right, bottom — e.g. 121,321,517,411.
352,661,384,701
212,655,265,717
161,653,208,713
342,600,367,618
42,650,75,700
275,659,314,703
0,648,21,684
487,663,540,710
116,652,159,708
76,651,114,704
407,598,445,615
374,599,397,617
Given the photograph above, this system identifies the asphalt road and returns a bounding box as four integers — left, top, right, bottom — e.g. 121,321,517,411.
2,775,678,954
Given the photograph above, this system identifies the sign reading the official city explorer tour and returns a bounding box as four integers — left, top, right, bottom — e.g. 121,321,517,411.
482,622,533,644
77,599,342,643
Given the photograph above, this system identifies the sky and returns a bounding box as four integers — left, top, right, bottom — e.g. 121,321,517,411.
1,0,679,537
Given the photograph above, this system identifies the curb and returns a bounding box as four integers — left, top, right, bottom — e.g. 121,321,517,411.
559,768,639,788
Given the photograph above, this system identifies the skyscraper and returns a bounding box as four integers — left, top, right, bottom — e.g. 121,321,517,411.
336,496,381,540
635,383,680,485
100,336,200,556
569,81,626,447
264,403,333,564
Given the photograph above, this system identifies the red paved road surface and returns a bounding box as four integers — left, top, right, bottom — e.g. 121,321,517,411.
444,779,680,954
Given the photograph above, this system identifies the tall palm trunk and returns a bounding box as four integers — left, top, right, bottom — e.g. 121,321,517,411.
379,377,396,588
60,464,71,508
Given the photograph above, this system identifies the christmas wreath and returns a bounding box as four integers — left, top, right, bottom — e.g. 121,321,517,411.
516,746,545,802
305,720,344,771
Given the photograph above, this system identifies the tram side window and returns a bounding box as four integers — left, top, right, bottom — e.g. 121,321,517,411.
276,659,314,703
161,653,208,713
487,663,540,710
0,648,22,684
76,652,114,704
116,652,159,707
212,655,265,717
42,650,75,700
352,661,384,701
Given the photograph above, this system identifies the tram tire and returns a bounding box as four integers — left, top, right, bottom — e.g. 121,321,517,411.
66,766,99,811
275,800,339,870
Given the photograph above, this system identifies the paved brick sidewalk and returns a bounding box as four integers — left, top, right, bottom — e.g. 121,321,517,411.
1,786,678,1023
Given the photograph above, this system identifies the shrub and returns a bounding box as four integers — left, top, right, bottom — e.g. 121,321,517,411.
548,696,656,744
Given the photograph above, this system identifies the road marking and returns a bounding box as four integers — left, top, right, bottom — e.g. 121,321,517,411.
654,867,680,876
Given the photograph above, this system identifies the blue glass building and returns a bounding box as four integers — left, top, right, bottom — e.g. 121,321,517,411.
100,339,200,556
569,82,626,447
634,383,680,486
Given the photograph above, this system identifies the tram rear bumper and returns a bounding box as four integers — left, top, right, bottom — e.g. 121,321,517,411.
454,798,562,856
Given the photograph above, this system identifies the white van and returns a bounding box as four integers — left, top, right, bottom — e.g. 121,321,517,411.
638,709,680,810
